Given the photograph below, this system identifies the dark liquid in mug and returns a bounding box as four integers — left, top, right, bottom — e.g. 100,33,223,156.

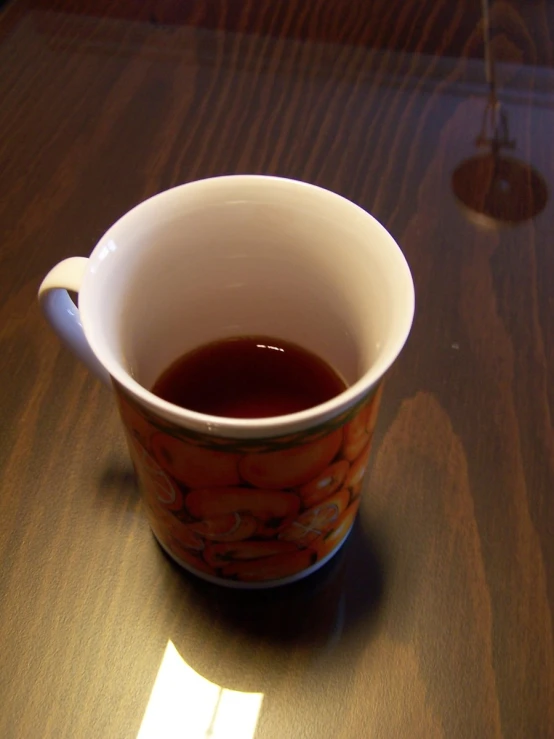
151,336,347,419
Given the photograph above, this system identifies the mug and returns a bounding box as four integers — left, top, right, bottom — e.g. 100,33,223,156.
39,176,414,588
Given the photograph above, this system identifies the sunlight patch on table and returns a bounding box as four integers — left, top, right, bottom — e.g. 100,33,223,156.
137,640,264,739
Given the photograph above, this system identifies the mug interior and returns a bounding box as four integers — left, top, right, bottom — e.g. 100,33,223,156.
81,177,414,426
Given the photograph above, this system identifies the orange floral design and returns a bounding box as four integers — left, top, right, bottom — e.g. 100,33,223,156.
345,439,373,491
221,548,317,583
151,432,241,488
203,540,298,569
168,538,218,577
130,440,184,513
115,382,382,584
185,487,301,523
116,393,156,448
239,429,343,489
297,460,349,508
343,407,371,461
314,503,359,560
188,514,258,542
279,488,350,547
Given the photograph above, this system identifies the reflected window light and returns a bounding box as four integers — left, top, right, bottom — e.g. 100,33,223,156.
98,239,118,262
137,641,264,739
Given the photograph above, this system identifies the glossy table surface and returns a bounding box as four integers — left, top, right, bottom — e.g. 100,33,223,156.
1,2,553,737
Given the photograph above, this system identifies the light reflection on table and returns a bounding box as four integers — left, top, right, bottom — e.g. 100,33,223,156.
137,641,264,739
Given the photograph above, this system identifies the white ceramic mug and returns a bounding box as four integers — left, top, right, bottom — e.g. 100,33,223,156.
39,175,414,588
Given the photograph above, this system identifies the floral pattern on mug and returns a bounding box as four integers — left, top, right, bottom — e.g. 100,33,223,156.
115,382,383,584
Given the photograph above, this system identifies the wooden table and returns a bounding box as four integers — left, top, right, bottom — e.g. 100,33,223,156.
1,2,553,737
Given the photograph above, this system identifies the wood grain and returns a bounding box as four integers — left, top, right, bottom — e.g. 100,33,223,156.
0,1,553,737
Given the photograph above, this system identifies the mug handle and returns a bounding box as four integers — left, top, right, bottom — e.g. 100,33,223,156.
38,257,111,386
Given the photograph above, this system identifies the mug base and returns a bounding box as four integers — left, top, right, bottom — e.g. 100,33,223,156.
152,526,353,589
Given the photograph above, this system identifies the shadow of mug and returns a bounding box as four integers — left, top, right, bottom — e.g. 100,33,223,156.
162,515,387,693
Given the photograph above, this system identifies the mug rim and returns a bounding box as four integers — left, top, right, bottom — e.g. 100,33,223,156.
81,175,415,439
